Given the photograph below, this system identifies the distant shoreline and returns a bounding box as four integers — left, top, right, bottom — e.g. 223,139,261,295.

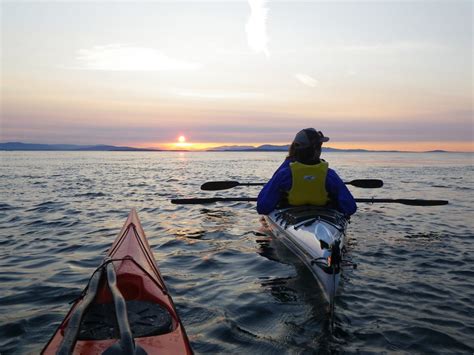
0,142,471,153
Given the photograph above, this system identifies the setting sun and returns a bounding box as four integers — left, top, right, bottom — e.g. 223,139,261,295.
172,135,193,149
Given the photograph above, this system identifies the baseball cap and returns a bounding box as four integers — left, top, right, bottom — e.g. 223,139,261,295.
292,128,329,149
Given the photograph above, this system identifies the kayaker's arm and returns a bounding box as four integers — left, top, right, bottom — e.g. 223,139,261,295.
326,169,357,216
257,169,292,215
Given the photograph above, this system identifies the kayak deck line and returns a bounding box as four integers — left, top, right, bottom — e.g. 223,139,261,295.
42,209,193,355
108,221,169,291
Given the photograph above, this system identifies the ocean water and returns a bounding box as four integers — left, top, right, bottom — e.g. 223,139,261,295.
0,151,473,354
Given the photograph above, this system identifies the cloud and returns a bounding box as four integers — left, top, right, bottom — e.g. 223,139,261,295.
295,73,319,87
246,0,269,56
75,44,201,71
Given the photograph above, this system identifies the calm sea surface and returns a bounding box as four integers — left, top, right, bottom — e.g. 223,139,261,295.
0,151,473,354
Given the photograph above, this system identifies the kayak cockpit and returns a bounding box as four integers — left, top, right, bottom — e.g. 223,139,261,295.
75,259,178,341
56,257,179,354
78,300,173,340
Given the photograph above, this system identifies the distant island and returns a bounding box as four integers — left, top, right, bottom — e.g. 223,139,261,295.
0,142,457,153
0,142,160,151
206,144,381,153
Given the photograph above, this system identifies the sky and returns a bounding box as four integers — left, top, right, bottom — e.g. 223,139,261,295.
1,0,473,151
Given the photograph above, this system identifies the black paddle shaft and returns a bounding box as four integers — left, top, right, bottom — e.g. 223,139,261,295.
171,197,448,206
171,197,258,204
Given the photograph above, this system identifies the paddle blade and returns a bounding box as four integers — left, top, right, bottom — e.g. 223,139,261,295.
395,199,449,206
347,179,383,188
201,181,240,190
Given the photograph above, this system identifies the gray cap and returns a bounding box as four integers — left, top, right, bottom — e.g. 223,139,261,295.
293,128,329,148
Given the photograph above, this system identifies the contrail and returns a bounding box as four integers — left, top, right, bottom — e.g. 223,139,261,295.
246,0,269,56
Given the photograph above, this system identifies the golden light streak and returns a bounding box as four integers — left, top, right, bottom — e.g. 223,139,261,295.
137,141,473,152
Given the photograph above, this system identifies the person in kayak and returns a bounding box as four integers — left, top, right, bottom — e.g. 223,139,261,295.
257,128,357,216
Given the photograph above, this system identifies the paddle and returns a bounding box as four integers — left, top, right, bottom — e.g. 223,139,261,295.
171,197,258,204
171,197,448,206
201,179,383,191
355,198,449,206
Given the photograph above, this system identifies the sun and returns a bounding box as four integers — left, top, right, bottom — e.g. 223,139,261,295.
174,135,192,149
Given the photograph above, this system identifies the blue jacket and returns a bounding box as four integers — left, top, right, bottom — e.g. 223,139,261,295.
257,158,357,216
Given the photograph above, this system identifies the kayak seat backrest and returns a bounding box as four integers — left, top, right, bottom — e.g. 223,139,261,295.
78,300,173,340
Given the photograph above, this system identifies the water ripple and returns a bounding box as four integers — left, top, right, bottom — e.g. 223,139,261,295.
0,151,473,354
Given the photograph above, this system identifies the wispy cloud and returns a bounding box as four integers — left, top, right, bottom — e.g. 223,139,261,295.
246,0,269,56
295,73,319,88
75,44,201,71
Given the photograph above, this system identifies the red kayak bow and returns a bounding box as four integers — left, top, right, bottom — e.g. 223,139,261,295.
42,209,193,354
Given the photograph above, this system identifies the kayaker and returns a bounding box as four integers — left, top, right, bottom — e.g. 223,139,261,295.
257,128,357,216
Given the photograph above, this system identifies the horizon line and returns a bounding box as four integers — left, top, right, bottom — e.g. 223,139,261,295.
1,141,472,153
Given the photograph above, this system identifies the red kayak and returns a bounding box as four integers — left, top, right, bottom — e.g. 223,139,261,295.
43,209,193,354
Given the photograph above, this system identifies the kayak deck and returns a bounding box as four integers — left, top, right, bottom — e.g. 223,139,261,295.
264,206,347,304
42,209,193,355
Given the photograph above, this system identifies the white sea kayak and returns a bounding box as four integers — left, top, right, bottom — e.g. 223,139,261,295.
263,206,348,305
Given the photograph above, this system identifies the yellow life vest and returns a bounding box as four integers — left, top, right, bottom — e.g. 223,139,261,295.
287,161,329,206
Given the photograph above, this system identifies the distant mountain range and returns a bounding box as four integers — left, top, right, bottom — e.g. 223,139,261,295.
0,142,159,151
0,141,454,153
207,144,376,152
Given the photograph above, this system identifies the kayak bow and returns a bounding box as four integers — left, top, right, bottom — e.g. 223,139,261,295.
264,206,347,305
42,209,193,355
